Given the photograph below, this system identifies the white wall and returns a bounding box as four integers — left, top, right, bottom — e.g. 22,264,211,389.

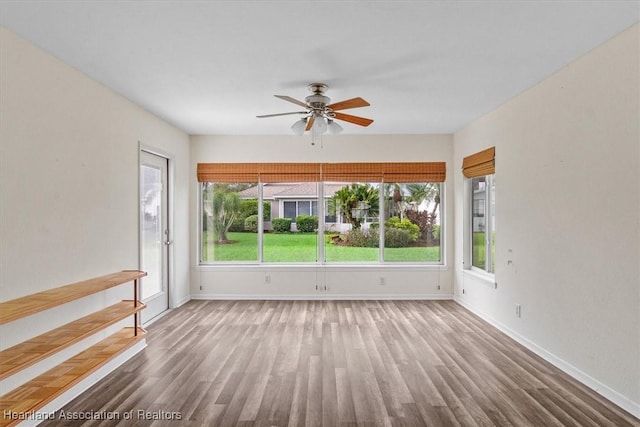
190,134,453,299
0,27,190,387
453,24,639,416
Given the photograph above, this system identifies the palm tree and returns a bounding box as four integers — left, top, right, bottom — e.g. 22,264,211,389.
329,183,379,230
392,183,404,219
404,183,440,215
207,190,241,243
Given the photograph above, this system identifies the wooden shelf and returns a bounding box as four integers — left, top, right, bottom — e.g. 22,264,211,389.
0,270,146,325
0,327,145,427
0,301,146,380
0,270,146,425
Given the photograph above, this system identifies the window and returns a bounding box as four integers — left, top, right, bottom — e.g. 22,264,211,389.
463,147,496,274
201,182,259,262
197,162,446,265
382,182,441,262
283,201,297,220
282,200,318,220
324,198,336,223
265,185,318,263
324,181,381,263
471,176,495,272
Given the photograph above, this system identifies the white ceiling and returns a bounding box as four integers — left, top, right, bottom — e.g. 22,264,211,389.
1,1,638,135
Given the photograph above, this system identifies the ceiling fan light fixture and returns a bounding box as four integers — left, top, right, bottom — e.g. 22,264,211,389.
312,116,327,134
291,118,307,135
327,120,343,135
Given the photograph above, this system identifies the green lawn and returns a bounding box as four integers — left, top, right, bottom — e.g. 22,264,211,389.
203,231,258,261
264,233,317,262
203,232,440,263
472,232,485,268
472,232,495,270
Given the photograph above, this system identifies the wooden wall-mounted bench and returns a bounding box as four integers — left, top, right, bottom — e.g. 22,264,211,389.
0,270,147,427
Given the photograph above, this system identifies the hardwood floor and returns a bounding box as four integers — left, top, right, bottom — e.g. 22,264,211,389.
41,300,638,426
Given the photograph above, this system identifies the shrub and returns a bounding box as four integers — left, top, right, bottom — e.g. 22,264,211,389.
229,199,271,231
326,232,342,245
343,228,379,247
432,224,441,241
384,228,413,248
385,216,419,241
272,218,292,233
244,214,258,232
240,199,271,221
228,218,243,232
405,209,438,245
295,215,318,233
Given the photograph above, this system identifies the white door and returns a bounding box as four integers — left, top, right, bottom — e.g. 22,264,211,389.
140,151,170,322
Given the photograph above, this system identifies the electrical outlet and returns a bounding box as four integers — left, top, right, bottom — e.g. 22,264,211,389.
379,276,386,286
437,285,440,290
462,288,465,294
515,304,521,318
199,285,203,291
265,274,271,284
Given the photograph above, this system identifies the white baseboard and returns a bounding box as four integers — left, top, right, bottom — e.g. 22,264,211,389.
454,297,640,419
173,294,191,308
14,340,147,427
191,293,453,301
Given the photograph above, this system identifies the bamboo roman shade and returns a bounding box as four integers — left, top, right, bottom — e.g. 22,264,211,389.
197,163,321,183
462,147,495,178
321,162,446,182
197,162,446,183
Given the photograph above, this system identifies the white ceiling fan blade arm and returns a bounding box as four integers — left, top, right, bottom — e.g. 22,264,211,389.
274,95,308,108
256,111,309,118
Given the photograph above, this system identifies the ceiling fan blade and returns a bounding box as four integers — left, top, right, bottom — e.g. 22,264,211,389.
333,112,374,127
256,111,308,118
305,116,315,131
327,97,370,111
274,95,308,108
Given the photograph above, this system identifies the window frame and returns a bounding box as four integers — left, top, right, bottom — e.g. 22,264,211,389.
199,181,445,266
199,182,262,264
197,161,447,266
281,199,318,221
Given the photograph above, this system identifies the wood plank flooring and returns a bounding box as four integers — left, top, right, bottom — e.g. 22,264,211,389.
40,300,638,426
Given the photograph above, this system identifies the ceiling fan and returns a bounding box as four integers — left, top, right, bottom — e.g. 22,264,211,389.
257,83,373,135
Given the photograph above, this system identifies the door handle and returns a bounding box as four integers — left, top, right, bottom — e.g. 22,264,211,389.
164,240,173,245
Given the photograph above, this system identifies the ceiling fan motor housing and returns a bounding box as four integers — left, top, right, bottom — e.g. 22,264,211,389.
306,94,331,110
306,83,331,113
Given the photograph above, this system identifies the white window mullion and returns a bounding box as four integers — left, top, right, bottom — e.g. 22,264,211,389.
378,183,385,262
258,182,264,262
318,182,324,264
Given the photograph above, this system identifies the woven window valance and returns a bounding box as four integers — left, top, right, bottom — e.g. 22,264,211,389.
321,162,446,182
462,147,495,178
197,163,321,183
197,162,446,183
